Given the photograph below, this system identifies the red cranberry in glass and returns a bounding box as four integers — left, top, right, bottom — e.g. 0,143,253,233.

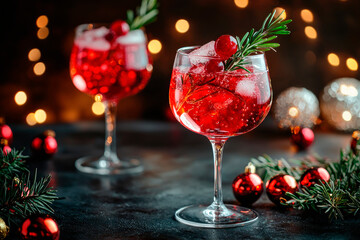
110,20,130,36
215,35,238,60
205,60,224,72
299,167,330,189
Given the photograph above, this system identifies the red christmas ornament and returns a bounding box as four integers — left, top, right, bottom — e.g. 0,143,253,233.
232,163,263,205
351,130,360,154
266,174,298,206
291,127,314,149
0,139,11,155
31,130,58,160
19,215,60,240
299,167,330,189
0,118,13,146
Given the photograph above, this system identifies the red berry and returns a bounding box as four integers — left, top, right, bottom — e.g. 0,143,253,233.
110,20,130,36
104,30,116,42
215,35,238,60
205,60,224,72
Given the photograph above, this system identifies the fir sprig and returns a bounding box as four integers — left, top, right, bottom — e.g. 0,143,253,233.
224,10,291,72
126,0,159,30
251,140,360,222
0,149,58,225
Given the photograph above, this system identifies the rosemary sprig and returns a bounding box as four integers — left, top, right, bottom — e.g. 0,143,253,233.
126,0,159,30
224,10,292,72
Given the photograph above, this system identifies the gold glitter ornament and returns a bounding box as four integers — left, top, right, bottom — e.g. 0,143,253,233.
0,218,9,240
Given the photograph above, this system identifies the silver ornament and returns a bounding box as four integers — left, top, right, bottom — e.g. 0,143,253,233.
320,78,360,131
274,87,320,128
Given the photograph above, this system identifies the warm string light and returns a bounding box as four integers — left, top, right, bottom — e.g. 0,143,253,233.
175,19,190,33
346,58,358,71
34,109,47,123
26,113,37,126
36,15,48,28
234,0,248,8
28,48,41,62
342,111,352,121
274,7,286,19
92,102,105,115
340,84,358,97
37,27,49,40
14,91,27,105
300,9,314,23
33,62,46,76
288,107,299,118
304,26,317,39
148,39,162,54
327,53,340,66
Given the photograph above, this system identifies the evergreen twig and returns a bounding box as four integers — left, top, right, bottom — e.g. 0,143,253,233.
126,0,159,30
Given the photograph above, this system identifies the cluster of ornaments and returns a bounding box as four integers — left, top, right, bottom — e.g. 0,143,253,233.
19,215,59,240
232,163,330,206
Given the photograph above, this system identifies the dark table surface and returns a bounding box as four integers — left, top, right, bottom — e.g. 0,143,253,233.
7,121,360,240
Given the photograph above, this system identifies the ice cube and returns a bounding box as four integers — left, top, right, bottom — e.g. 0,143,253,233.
116,29,146,45
75,27,111,51
189,41,217,65
235,79,259,98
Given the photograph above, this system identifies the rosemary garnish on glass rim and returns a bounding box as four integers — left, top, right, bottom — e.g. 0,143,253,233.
224,10,292,72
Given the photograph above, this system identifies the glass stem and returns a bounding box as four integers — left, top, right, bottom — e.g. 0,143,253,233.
209,138,228,209
103,100,120,164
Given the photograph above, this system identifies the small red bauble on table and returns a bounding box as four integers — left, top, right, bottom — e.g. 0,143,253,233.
291,127,314,150
266,174,298,206
232,163,263,205
351,130,360,154
19,215,59,240
31,130,58,160
0,139,11,155
0,118,13,146
299,167,330,189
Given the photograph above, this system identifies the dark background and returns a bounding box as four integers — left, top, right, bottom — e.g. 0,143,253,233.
1,0,359,124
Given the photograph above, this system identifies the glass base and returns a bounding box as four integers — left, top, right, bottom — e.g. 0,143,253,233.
175,204,258,228
75,155,143,175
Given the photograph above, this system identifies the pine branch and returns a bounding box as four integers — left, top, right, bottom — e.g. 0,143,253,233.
224,10,291,71
126,0,159,30
0,149,28,180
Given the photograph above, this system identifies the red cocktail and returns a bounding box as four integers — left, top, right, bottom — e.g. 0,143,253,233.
70,23,152,175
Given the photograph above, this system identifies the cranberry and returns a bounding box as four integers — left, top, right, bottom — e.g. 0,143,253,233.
215,35,238,60
110,20,130,36
205,60,224,72
104,30,116,42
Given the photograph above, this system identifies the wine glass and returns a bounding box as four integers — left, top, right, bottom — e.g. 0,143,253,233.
70,24,152,175
169,47,272,228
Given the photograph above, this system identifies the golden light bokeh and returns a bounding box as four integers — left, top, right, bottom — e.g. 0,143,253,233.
35,109,47,123
26,113,37,126
175,19,190,33
37,27,49,39
148,39,162,54
346,58,358,71
28,48,41,62
288,107,299,117
92,102,105,115
274,7,286,19
94,94,103,102
300,9,314,23
304,26,317,39
342,110,352,121
33,62,46,76
14,91,27,105
234,0,248,8
327,53,340,66
36,15,48,28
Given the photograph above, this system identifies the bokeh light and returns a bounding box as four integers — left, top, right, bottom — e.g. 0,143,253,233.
304,26,317,39
26,113,37,126
92,102,105,115
234,0,248,8
148,39,162,54
175,19,190,33
37,27,49,39
14,91,27,105
340,84,358,96
28,48,41,62
288,107,299,118
327,53,340,66
300,9,314,23
342,111,352,121
346,58,358,71
34,109,47,123
274,7,286,19
33,62,46,76
36,15,48,28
